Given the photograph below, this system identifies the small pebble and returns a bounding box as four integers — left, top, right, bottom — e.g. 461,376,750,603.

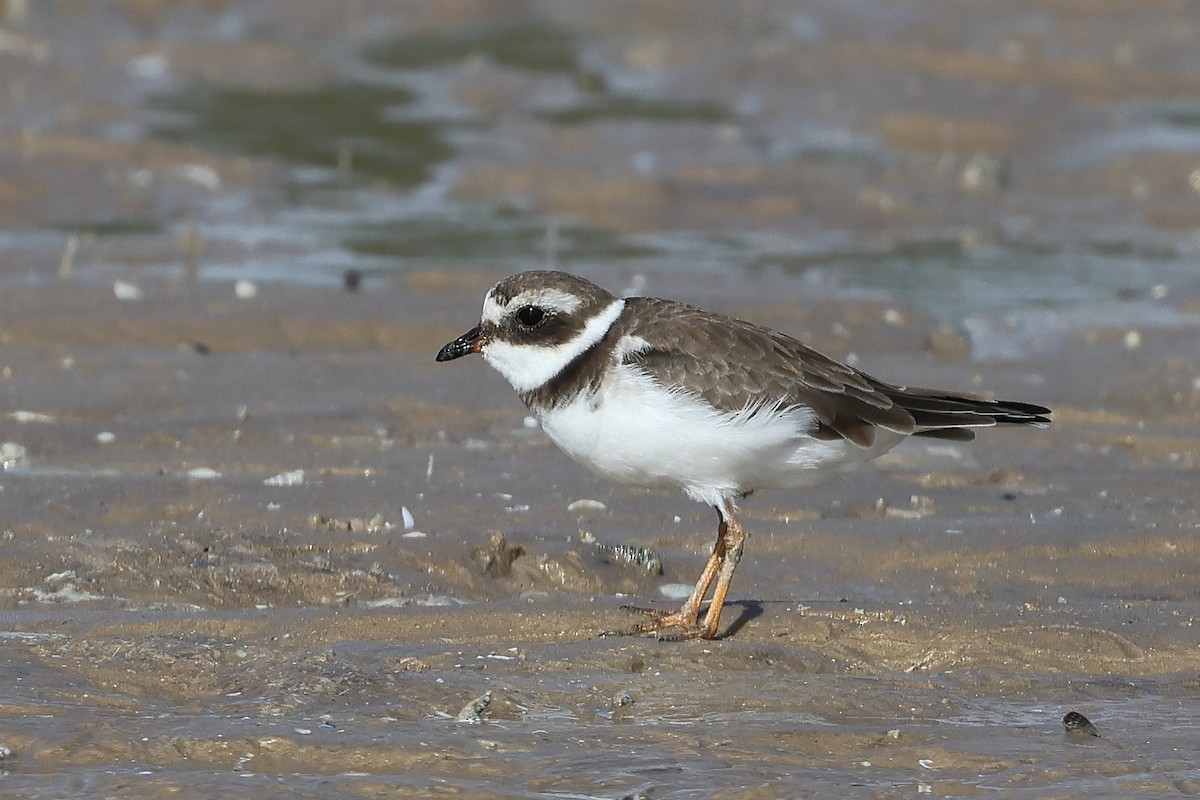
1,442,27,470
1063,710,1100,737
455,690,492,724
473,533,525,578
596,542,663,575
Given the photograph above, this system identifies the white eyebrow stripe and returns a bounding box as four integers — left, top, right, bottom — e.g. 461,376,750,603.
512,288,585,314
480,287,585,327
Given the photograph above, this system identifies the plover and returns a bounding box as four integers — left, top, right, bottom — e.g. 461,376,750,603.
436,271,1050,639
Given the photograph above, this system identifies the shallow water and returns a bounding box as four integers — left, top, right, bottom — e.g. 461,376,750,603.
2,2,1200,797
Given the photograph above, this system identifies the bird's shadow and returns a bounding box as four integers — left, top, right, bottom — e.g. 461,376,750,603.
599,599,766,641
713,599,764,639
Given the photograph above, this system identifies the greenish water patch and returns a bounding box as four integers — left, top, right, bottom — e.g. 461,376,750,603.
342,212,659,264
1160,108,1200,127
536,95,730,126
753,237,1192,319
54,218,163,237
792,141,890,168
150,83,453,187
363,23,578,73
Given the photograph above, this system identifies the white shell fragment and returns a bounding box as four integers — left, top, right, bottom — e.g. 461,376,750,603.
113,280,143,301
171,163,222,191
186,467,221,480
658,583,694,600
263,469,305,487
9,411,54,423
567,499,608,512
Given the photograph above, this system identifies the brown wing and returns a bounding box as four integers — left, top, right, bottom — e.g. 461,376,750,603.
620,298,1049,447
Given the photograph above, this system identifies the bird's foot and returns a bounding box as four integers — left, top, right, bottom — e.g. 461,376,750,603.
600,605,711,641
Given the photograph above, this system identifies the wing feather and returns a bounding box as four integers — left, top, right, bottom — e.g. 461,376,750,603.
618,298,1049,447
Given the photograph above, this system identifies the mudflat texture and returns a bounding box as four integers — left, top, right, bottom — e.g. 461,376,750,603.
1,3,1198,798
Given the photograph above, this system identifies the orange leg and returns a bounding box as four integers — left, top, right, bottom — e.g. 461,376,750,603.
628,499,745,640
697,498,745,639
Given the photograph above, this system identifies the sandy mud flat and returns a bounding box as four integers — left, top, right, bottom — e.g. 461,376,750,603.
1,2,1199,797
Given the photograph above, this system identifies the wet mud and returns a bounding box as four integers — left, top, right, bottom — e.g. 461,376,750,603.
1,2,1199,798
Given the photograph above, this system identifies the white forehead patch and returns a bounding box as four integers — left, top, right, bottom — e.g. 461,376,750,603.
481,287,584,326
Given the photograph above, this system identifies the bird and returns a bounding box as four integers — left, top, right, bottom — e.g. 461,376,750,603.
435,270,1050,640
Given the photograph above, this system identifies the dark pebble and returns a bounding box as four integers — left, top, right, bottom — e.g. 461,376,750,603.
1063,710,1100,736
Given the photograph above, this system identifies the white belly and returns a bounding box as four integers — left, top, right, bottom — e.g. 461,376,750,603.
536,363,903,508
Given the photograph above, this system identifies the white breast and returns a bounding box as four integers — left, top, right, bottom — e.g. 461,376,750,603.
536,361,902,508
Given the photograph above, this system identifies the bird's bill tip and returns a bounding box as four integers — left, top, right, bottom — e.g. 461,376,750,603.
435,326,487,362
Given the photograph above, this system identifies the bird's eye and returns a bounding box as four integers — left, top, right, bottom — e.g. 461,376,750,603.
515,305,546,328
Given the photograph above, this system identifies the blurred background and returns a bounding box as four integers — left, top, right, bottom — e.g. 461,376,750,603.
3,0,1199,324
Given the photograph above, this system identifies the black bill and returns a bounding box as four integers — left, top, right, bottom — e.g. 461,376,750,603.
436,325,486,362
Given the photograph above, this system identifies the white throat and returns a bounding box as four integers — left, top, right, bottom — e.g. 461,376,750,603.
482,298,625,392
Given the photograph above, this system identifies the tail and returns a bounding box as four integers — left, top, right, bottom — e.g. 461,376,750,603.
885,387,1051,442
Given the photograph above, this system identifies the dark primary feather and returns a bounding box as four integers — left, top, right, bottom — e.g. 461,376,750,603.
619,298,1050,447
